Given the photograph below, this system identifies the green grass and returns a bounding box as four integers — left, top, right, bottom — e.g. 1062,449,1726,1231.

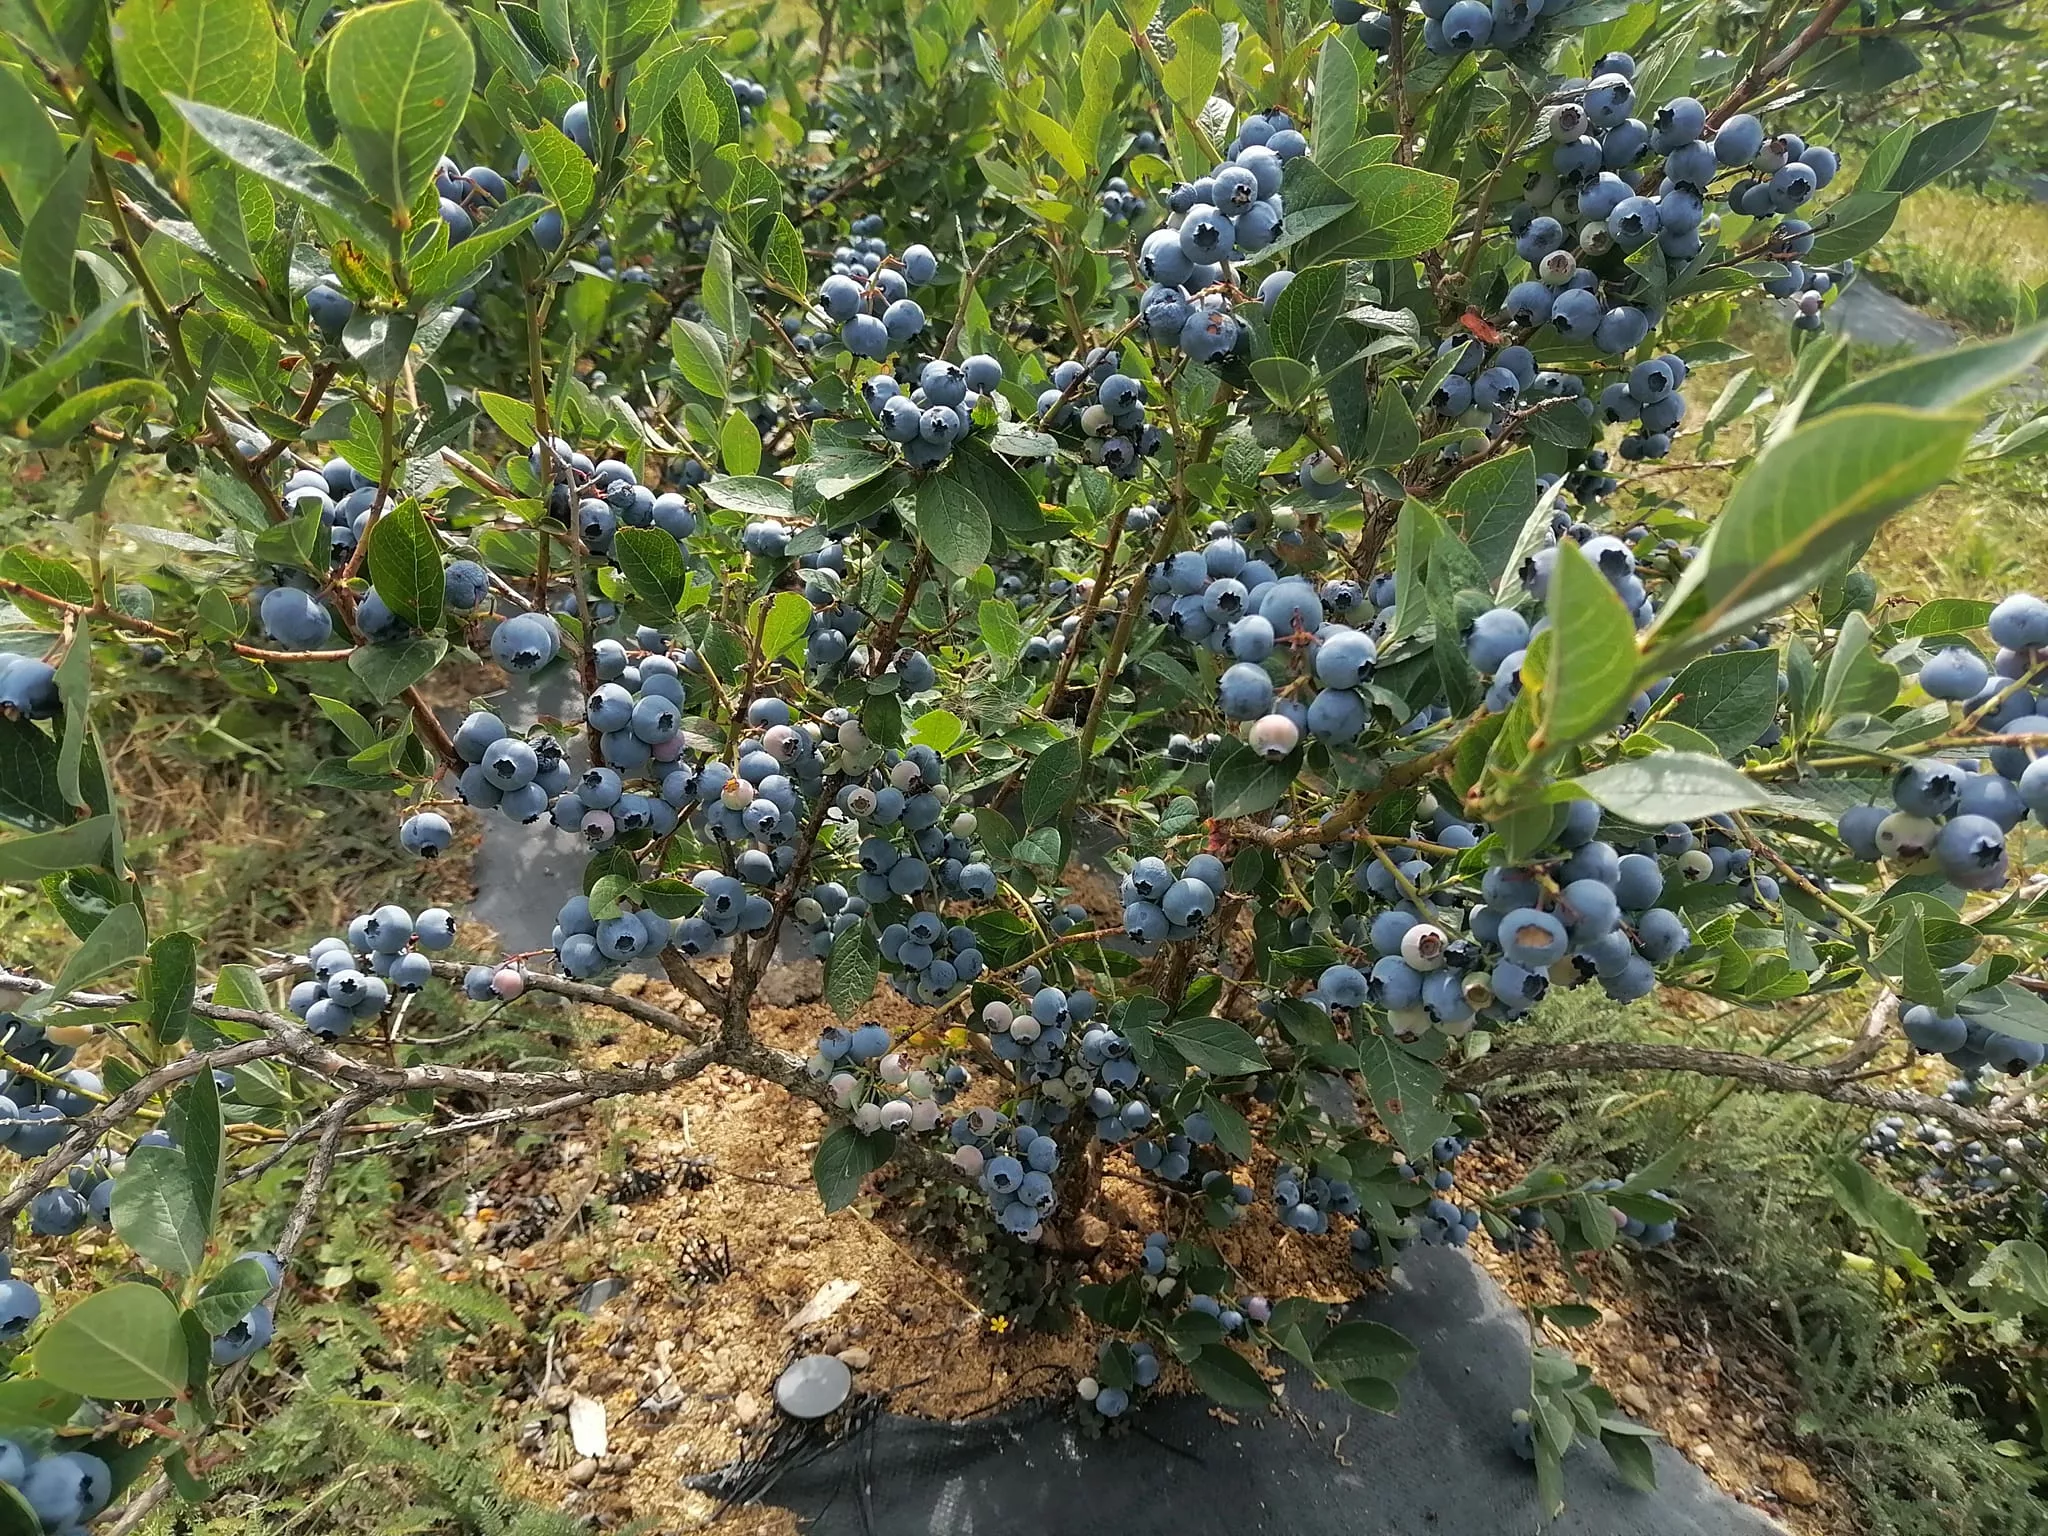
1866,186,2048,335
1509,990,2048,1536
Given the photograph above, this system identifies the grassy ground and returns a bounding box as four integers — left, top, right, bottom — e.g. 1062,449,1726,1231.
1866,186,2048,335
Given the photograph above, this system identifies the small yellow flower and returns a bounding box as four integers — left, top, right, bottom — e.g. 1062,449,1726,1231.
987,1315,1011,1334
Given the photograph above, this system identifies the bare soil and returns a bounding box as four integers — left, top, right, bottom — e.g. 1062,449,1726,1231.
349,965,1859,1535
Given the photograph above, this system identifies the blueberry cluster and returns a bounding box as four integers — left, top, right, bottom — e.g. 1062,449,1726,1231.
0,655,57,719
1036,349,1164,477
0,1255,36,1340
1145,538,1388,754
946,1107,1064,1237
550,891,680,979
862,355,1004,470
1118,852,1230,952
0,1439,113,1532
1013,572,1120,665
877,913,988,1005
461,963,529,1002
1334,0,1608,56
434,711,578,836
789,879,867,960
1271,1162,1363,1234
721,69,768,124
286,906,457,1037
524,436,699,560
834,735,995,909
1837,753,2028,897
817,215,941,359
0,1014,109,1162
1075,1333,1160,1419
1135,110,1309,363
1097,174,1147,224
813,1023,967,1133
976,980,1096,1079
1896,1002,2046,1077
1863,1108,2035,1198
795,585,906,679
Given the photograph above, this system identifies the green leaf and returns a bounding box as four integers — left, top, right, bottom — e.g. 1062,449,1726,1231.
1313,1319,1418,1381
1267,263,1344,361
111,1146,209,1275
1816,322,2048,417
613,526,686,613
1804,190,1899,264
1208,735,1290,818
746,590,806,664
325,0,475,215
1539,540,1637,751
0,1377,83,1431
519,119,596,224
812,1124,893,1212
365,499,443,629
1026,109,1086,181
165,98,381,238
1885,108,1998,195
915,470,991,575
1602,1427,1659,1491
1358,379,1419,468
27,379,171,447
476,390,539,443
763,213,807,297
1311,30,1359,161
192,1257,274,1336
1570,752,1768,823
719,410,762,477
347,635,447,701
1159,8,1222,117
20,139,89,315
1316,163,1459,261
1160,1016,1268,1075
946,439,1047,539
1442,449,1535,586
37,899,146,1009
0,63,65,209
824,923,879,1019
311,694,378,751
1356,1022,1452,1161
0,814,117,880
211,962,269,1014
570,0,667,69
144,931,198,1046
1824,1155,1926,1257
1904,598,1993,638
977,599,1023,662
1022,735,1082,827
1186,1343,1269,1409
1967,1240,2048,1314
1649,405,1975,662
33,1283,189,1400
180,1067,223,1233
110,0,278,181
410,191,548,297
1660,648,1778,756
700,473,790,518
668,317,727,398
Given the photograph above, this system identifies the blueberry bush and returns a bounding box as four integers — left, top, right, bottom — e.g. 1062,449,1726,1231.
0,0,2046,1520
